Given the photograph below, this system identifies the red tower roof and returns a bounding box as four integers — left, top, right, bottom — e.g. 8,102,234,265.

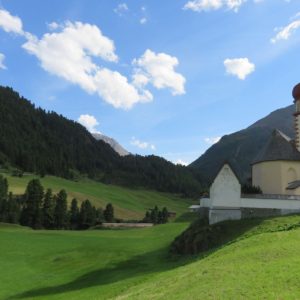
292,83,300,101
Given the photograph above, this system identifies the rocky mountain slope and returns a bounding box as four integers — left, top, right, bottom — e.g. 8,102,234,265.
92,133,129,156
190,105,294,183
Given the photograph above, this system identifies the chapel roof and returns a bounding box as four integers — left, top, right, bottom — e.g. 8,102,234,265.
252,129,300,164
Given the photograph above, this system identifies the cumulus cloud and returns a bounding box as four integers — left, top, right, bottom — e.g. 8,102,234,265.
78,114,100,133
131,137,156,151
0,9,24,34
224,58,255,80
0,53,6,69
0,8,185,110
183,0,246,12
22,21,154,109
133,49,186,95
271,20,300,43
204,136,221,144
114,3,129,16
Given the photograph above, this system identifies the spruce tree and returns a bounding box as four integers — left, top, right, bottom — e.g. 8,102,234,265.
70,198,79,229
104,203,114,222
161,207,169,224
150,206,159,224
6,192,20,224
54,189,68,229
79,200,96,229
0,175,8,222
42,189,54,229
20,179,44,229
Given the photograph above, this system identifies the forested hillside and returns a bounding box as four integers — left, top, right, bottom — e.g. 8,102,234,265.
0,86,202,196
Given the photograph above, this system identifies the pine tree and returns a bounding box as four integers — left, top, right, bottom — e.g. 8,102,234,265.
70,198,79,229
104,203,114,222
54,189,68,229
6,192,20,224
0,175,8,222
143,211,151,223
20,179,44,229
79,200,96,229
42,189,54,229
150,206,159,224
161,207,169,224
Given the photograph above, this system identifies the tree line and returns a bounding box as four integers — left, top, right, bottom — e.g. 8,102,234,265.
0,86,204,197
0,175,115,230
143,206,169,224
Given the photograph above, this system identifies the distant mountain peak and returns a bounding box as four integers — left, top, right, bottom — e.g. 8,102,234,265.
92,133,129,157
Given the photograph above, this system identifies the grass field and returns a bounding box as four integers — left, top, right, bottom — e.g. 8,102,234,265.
1,173,195,220
2,215,300,299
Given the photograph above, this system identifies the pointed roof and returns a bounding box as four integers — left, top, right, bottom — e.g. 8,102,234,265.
252,129,300,164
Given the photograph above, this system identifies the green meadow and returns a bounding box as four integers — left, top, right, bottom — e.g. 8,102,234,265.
2,215,300,299
2,173,194,220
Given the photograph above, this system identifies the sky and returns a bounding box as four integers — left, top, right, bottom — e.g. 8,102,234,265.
0,0,300,165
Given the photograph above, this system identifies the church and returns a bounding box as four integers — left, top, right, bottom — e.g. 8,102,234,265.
196,83,300,224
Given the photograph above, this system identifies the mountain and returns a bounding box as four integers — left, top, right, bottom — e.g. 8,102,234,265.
92,133,129,156
0,86,202,196
190,105,294,183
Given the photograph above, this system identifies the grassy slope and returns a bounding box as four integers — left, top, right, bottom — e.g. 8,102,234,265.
2,215,300,299
2,173,194,220
0,222,190,300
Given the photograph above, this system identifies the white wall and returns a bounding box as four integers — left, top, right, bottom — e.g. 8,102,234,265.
210,164,241,208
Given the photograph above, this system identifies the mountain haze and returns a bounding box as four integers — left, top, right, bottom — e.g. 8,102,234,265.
190,105,294,183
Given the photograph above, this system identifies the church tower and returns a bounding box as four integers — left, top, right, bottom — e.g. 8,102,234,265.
293,83,300,152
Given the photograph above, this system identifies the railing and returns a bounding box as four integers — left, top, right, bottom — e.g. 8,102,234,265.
242,194,300,200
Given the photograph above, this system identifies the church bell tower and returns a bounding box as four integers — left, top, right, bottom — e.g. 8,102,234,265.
293,83,300,152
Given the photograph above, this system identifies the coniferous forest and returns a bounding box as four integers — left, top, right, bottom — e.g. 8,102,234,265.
0,86,203,197
0,174,116,229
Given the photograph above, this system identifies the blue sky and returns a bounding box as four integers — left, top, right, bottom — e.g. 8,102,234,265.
0,0,300,165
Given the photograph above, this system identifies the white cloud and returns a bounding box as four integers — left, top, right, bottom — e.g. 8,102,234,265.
183,0,246,12
175,159,188,166
131,137,156,151
271,20,300,43
140,18,147,25
93,68,152,109
0,53,6,69
204,136,221,144
114,3,129,16
47,22,60,31
224,57,255,80
22,21,153,109
0,9,23,34
78,114,100,133
133,49,186,95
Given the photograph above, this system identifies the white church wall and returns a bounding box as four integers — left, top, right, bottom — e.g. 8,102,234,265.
241,197,300,210
210,164,241,208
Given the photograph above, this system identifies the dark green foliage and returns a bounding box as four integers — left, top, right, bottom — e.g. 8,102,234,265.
6,192,20,224
0,175,8,222
70,198,80,230
42,189,54,229
104,203,114,222
242,184,262,194
79,200,97,229
144,206,169,224
54,190,68,229
0,86,203,197
20,179,44,229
